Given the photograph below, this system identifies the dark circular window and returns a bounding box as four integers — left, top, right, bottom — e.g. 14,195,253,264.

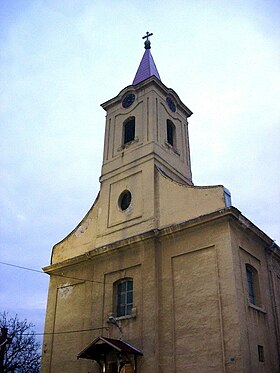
122,93,135,108
119,190,132,211
166,96,176,112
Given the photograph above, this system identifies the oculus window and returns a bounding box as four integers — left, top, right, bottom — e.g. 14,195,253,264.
115,279,133,317
118,190,132,211
123,117,135,144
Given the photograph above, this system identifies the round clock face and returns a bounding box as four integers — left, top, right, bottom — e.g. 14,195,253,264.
122,93,135,108
166,96,176,112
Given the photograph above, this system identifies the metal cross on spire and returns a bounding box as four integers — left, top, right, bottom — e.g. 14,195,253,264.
142,31,153,49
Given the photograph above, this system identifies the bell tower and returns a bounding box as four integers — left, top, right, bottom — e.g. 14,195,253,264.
100,32,193,186
95,33,193,246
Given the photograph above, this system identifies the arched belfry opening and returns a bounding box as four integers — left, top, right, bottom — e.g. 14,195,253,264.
123,117,135,145
166,119,176,147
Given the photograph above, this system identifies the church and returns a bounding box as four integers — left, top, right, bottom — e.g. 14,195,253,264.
41,33,280,373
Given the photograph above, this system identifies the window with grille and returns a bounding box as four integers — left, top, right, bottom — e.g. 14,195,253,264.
115,279,133,317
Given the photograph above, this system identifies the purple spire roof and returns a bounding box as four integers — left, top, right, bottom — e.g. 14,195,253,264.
132,48,161,85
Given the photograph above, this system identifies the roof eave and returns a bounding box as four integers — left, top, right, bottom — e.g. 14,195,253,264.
43,207,278,273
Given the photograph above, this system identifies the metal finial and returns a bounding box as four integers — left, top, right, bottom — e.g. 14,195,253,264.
142,31,153,49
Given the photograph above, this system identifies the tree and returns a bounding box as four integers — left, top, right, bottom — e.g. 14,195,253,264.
0,312,41,373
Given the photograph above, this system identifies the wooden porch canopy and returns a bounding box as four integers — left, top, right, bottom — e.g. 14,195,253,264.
77,336,143,372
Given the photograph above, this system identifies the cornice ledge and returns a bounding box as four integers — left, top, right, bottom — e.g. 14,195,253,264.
44,207,277,273
44,208,234,273
158,207,277,247
265,241,280,259
158,207,237,238
43,229,157,273
234,211,278,247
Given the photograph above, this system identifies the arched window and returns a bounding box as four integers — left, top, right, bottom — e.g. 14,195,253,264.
246,264,260,306
114,278,133,317
166,119,176,147
123,117,135,144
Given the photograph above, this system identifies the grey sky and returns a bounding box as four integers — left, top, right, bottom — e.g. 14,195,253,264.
1,0,279,334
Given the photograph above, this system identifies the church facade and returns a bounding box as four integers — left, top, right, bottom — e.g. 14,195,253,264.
41,35,280,373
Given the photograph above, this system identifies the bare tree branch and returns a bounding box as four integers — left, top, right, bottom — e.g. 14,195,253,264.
0,312,40,373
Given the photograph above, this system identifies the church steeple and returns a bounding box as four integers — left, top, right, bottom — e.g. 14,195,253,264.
101,32,193,188
132,32,161,85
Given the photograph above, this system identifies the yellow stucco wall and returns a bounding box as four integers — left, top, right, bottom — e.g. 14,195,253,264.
42,77,280,373
42,211,280,373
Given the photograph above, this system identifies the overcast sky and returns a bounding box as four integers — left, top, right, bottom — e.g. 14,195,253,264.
1,0,279,335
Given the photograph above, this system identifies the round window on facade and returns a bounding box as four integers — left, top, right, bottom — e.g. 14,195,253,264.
118,190,132,211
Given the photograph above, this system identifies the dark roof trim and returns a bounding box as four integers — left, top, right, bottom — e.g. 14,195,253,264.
77,336,143,360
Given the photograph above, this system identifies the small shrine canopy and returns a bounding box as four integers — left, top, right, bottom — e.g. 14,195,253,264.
78,336,143,372
78,336,143,360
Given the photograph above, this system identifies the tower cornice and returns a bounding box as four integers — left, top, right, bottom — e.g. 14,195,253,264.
101,76,193,118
